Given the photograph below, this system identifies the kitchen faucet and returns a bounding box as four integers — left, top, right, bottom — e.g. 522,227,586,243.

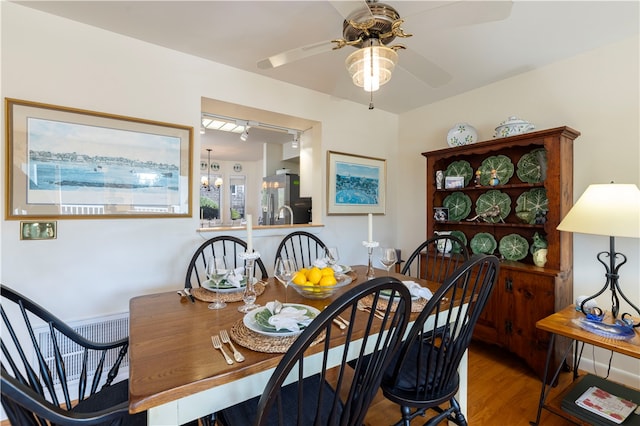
277,205,294,225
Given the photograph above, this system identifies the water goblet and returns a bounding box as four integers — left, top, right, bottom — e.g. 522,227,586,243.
238,255,260,313
325,247,339,267
206,256,230,310
377,247,397,276
274,257,296,303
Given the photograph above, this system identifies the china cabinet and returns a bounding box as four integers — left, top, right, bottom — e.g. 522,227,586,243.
422,126,580,380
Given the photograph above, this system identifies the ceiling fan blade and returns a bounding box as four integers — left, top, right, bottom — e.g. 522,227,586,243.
328,0,372,22
398,48,452,88
409,1,513,31
257,40,336,69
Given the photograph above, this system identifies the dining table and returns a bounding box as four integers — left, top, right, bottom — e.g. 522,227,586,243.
128,265,470,425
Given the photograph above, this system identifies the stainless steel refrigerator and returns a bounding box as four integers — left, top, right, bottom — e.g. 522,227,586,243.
260,173,311,225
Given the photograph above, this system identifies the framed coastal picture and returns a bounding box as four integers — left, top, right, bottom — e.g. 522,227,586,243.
327,151,386,215
5,98,193,219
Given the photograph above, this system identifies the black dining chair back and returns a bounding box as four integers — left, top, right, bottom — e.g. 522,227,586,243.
381,254,500,426
218,276,413,426
273,231,327,269
185,235,268,289
1,285,146,426
401,235,469,282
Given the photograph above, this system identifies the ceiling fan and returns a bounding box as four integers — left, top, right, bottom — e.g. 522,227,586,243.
257,0,513,100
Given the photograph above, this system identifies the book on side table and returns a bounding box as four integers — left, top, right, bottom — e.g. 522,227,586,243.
561,374,640,425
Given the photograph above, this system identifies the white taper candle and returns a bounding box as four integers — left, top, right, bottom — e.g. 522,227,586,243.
246,214,253,252
368,213,373,242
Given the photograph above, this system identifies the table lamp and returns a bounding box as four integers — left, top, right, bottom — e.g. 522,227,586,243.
557,183,640,327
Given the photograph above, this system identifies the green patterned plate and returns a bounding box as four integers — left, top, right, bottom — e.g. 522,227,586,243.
445,160,473,187
479,155,514,185
475,190,511,223
449,230,467,254
499,234,530,261
443,192,472,221
515,188,548,216
470,233,497,255
517,148,547,183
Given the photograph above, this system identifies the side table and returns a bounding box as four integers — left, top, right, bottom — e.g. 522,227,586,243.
530,305,640,425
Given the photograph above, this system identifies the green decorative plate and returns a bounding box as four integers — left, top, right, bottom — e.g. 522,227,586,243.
515,188,548,217
449,230,467,254
475,190,511,223
479,155,514,185
516,148,547,183
445,160,473,187
443,192,472,221
470,233,497,255
499,234,530,261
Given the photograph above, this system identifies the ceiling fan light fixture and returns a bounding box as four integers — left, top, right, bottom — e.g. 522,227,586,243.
346,40,398,92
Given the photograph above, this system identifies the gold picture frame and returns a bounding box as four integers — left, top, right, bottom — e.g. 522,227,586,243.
5,98,193,219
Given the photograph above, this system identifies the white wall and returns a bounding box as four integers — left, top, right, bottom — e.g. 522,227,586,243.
397,35,640,387
0,3,398,319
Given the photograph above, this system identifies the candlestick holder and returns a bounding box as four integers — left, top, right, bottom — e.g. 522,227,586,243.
362,241,379,280
238,251,261,313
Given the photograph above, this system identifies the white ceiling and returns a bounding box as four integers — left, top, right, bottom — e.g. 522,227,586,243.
13,1,639,160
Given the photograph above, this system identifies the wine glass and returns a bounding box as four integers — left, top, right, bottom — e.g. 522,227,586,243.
274,257,296,303
206,256,230,310
238,258,260,313
377,247,398,276
325,247,339,267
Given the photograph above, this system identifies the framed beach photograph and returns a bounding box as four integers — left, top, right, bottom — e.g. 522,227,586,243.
327,151,386,215
5,99,193,219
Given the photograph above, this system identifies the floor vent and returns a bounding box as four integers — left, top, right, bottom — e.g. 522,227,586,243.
35,312,129,386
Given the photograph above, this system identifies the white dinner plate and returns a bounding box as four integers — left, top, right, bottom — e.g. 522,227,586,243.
202,277,256,293
243,303,320,337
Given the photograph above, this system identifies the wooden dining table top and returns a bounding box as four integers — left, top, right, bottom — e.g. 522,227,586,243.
128,265,443,415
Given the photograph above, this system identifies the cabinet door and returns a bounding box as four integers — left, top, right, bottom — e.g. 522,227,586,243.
504,270,557,379
474,280,503,346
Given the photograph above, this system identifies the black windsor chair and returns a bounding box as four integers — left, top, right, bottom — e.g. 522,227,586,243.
0,285,152,426
380,254,500,426
401,235,469,282
217,276,413,426
273,231,327,270
185,235,268,289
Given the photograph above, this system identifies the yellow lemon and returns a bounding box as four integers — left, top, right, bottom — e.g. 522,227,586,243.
321,267,334,277
292,272,306,285
319,275,337,287
307,267,322,285
298,268,309,278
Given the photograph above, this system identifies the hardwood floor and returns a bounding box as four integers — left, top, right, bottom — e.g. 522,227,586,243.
363,340,577,426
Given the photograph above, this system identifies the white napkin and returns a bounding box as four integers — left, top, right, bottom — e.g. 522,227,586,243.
312,257,343,273
226,267,245,287
402,281,433,300
266,302,312,332
312,258,328,268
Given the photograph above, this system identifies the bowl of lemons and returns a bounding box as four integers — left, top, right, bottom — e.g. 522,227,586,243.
289,266,352,299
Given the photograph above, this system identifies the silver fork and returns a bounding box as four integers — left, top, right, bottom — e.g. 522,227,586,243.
211,335,233,365
220,330,244,362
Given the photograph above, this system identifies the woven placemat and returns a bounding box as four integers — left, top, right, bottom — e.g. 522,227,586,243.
229,319,325,354
191,282,265,303
362,294,427,313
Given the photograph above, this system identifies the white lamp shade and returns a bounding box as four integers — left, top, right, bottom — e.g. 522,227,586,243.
557,183,640,238
345,43,398,92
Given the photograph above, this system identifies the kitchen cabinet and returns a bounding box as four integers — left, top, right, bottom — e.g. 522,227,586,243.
422,126,580,380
